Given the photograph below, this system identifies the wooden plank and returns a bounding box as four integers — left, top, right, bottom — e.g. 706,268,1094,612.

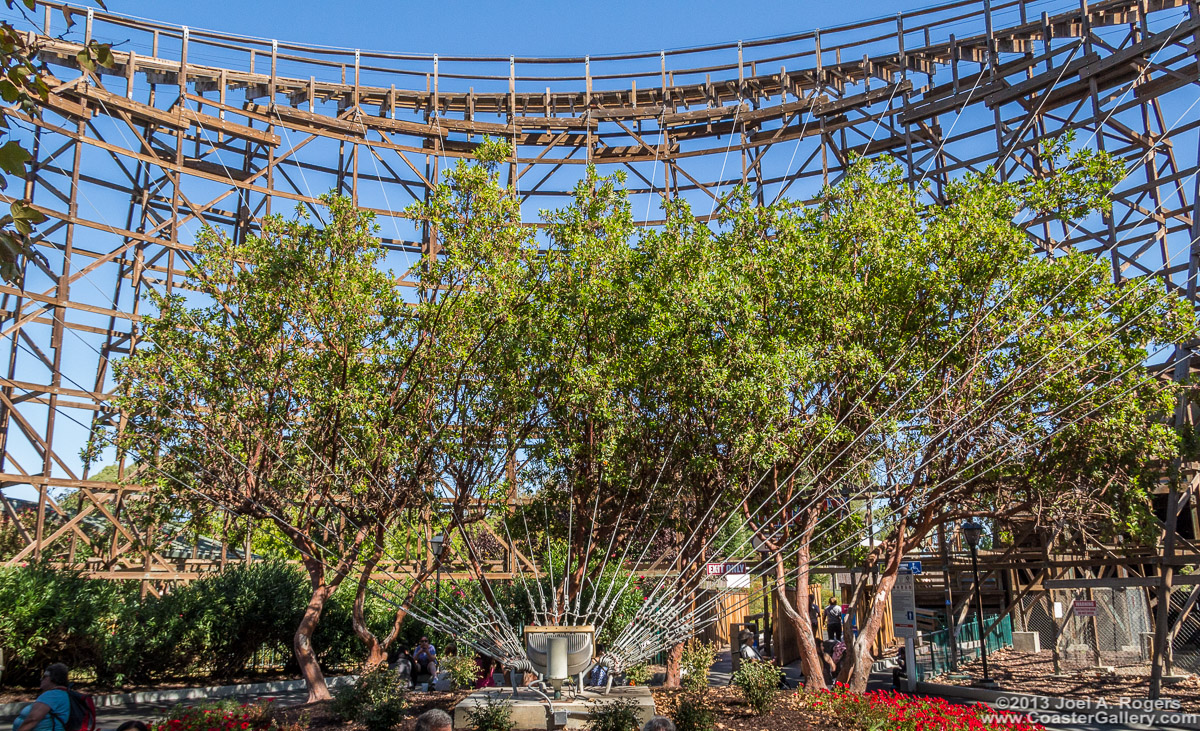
0,378,106,402
67,84,280,146
982,51,1099,108
662,102,748,126
814,80,912,118
1079,15,1200,81
513,115,595,130
1044,577,1160,589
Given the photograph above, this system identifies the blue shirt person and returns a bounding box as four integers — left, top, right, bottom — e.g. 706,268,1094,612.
13,664,72,731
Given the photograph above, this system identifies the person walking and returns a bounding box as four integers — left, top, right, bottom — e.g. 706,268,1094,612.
824,597,843,641
12,664,71,731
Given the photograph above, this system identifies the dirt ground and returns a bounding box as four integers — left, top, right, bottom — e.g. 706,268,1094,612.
652,687,843,731
273,691,469,731
931,647,1200,711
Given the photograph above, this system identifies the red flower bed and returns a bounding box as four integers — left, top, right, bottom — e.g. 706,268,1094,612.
813,686,1044,731
151,701,302,731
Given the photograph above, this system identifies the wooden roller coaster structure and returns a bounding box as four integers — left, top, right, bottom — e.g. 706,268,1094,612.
2,0,1200,687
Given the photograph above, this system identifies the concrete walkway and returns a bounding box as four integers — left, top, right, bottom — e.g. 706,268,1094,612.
1,657,1185,731
0,684,316,731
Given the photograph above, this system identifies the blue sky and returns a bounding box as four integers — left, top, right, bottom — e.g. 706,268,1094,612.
55,1,916,57
2,0,1195,503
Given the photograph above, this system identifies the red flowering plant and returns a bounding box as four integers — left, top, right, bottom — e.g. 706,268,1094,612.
811,686,1045,731
152,700,305,731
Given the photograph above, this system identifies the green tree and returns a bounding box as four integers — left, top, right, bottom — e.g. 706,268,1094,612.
103,194,436,701
723,149,1193,690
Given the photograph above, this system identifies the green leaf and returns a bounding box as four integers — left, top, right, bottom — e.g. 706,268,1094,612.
0,228,24,283
0,140,30,177
76,49,96,73
93,43,115,69
0,79,19,103
10,200,44,224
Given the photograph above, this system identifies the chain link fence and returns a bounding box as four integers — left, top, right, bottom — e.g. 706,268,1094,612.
1169,586,1200,675
1019,588,1151,671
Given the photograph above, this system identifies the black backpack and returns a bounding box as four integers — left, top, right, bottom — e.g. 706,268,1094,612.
47,689,96,731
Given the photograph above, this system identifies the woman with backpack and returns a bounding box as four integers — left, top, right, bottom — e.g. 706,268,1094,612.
12,664,72,731
11,663,93,731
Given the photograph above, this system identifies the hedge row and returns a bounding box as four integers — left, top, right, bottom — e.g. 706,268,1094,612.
0,562,385,687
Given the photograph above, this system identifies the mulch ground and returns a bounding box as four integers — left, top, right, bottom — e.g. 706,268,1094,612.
932,647,1200,712
273,691,472,731
652,688,843,731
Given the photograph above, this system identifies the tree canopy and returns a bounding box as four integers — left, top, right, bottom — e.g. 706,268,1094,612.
104,135,1196,696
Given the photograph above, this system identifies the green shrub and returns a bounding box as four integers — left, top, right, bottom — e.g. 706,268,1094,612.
308,582,362,672
731,660,781,715
103,560,312,683
0,563,129,685
680,641,718,693
186,560,310,677
332,666,409,731
466,694,514,731
623,663,651,685
0,561,375,687
440,653,480,690
585,697,640,731
672,690,716,731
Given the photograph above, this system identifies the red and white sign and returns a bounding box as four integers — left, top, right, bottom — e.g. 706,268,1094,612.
1073,599,1098,617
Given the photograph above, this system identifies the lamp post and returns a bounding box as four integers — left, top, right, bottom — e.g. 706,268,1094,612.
961,520,997,688
430,534,444,611
751,534,772,658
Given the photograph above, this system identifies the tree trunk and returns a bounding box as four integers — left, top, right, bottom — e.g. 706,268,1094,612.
664,642,684,687
352,529,388,669
839,570,898,692
774,545,826,691
296,581,337,703
352,578,387,668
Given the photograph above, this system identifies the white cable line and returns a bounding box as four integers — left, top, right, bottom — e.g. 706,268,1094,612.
707,102,743,219
36,92,532,659
618,340,1183,660
657,22,1199,601
627,246,1199,641
87,49,1200,648
622,150,1200,641
626,83,1200,626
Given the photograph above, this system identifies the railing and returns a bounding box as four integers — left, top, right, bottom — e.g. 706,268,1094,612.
914,614,1013,681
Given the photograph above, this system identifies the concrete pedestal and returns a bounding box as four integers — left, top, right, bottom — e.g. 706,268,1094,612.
453,687,655,730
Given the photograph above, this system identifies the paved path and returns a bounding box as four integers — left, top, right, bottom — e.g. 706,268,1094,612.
0,688,311,731
2,657,1188,731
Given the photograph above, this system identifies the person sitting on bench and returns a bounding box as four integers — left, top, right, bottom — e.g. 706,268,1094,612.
414,636,438,678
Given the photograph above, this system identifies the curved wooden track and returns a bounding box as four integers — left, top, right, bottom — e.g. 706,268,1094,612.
1,3,1199,682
